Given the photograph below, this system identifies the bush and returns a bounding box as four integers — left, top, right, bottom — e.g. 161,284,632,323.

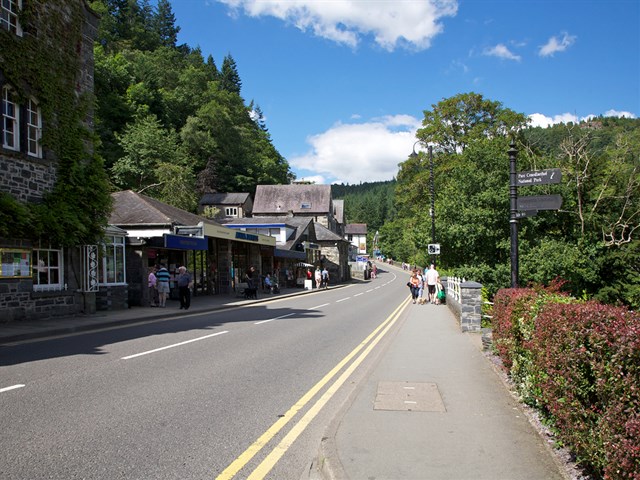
493,290,640,479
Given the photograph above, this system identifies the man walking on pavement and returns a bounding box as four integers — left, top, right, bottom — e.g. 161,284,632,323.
425,263,439,304
177,266,193,310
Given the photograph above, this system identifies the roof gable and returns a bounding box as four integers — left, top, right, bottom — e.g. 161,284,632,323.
253,184,332,215
345,223,367,235
110,190,213,227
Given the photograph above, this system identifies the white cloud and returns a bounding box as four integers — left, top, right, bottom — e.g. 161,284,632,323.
528,109,637,128
482,43,521,61
528,112,579,128
217,0,458,51
290,115,421,184
539,32,576,57
604,109,636,119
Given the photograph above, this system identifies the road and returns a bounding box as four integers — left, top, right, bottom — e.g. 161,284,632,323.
0,268,409,479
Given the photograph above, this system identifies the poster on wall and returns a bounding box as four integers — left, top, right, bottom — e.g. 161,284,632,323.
1,250,31,278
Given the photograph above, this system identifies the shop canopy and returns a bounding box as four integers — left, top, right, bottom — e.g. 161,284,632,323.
295,262,314,267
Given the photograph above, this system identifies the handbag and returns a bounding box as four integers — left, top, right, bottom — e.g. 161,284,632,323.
406,282,412,288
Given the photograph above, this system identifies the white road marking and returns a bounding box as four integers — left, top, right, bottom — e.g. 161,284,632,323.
255,313,295,325
366,289,374,293
336,297,350,303
308,303,330,310
354,293,364,297
0,384,25,393
121,331,229,360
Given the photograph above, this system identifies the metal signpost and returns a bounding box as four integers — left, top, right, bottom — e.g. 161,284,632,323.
509,143,563,288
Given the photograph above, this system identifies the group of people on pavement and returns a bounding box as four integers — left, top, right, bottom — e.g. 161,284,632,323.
148,264,194,310
408,264,444,305
306,266,330,289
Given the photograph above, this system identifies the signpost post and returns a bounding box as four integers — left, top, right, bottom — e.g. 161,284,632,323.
509,145,563,289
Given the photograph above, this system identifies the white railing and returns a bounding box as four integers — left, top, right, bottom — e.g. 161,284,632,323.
446,276,466,302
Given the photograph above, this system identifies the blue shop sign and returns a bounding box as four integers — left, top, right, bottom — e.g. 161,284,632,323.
164,234,207,250
235,231,259,242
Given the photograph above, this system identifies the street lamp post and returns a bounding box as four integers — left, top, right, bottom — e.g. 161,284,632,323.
410,141,436,267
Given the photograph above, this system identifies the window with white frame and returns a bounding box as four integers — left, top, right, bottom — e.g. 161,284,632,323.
225,207,238,217
27,98,42,158
32,248,64,291
2,86,19,151
0,0,22,36
99,235,126,285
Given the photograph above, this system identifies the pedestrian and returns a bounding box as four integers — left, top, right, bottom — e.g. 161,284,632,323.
321,266,329,289
177,265,193,310
425,263,440,304
156,264,170,308
264,273,273,293
148,265,158,307
408,270,421,304
435,278,445,305
417,269,426,304
314,266,322,289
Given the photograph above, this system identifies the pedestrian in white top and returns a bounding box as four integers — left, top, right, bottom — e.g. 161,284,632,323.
425,264,439,304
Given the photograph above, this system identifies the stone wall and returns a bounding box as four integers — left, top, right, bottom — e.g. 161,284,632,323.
0,156,58,203
445,279,483,332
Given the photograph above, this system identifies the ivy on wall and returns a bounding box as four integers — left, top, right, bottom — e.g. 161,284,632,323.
0,0,111,246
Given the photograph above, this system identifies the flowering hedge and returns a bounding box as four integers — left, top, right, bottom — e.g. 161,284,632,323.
492,287,640,479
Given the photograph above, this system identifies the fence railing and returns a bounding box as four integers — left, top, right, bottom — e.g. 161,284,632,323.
446,276,466,303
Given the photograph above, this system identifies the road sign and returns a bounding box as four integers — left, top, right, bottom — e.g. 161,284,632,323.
428,244,440,255
516,168,562,186
517,194,563,211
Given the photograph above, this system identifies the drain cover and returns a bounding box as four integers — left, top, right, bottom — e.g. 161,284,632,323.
374,381,446,412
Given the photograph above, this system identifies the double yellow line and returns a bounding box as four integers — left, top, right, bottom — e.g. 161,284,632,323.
216,296,411,480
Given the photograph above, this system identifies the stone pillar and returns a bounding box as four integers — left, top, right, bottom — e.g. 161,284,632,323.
460,281,482,332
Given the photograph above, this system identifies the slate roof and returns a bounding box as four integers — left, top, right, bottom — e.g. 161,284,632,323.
252,184,332,215
199,192,251,206
110,190,215,227
345,223,367,235
314,222,346,242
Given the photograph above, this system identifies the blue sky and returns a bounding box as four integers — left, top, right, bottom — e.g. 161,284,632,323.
169,0,639,185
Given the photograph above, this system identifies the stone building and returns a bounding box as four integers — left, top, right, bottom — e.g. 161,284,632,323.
0,1,111,321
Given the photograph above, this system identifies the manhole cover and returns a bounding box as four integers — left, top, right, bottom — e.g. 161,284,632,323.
374,381,446,412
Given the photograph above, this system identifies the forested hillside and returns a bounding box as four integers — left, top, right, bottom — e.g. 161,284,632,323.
90,0,293,211
382,93,639,308
332,181,396,235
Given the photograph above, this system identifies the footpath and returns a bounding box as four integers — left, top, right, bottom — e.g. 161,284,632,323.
310,284,569,480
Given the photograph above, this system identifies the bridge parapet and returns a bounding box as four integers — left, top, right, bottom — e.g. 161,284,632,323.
444,276,482,332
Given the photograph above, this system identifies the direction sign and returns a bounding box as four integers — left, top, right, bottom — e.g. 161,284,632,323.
517,194,562,211
516,168,562,186
428,244,440,255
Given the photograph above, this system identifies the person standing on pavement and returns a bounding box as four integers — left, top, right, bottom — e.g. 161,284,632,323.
177,266,193,310
321,266,329,289
156,264,170,307
425,263,440,304
148,266,158,307
409,270,421,304
314,266,322,289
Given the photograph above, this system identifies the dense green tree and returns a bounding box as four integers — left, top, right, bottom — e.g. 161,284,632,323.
220,54,242,95
91,0,293,208
154,0,180,48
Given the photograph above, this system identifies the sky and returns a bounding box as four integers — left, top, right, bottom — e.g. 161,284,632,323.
168,0,640,185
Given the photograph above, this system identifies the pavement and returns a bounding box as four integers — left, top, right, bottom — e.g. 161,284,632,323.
1,279,569,480
309,283,570,480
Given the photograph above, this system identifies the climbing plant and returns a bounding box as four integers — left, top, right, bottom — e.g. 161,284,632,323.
0,0,112,246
